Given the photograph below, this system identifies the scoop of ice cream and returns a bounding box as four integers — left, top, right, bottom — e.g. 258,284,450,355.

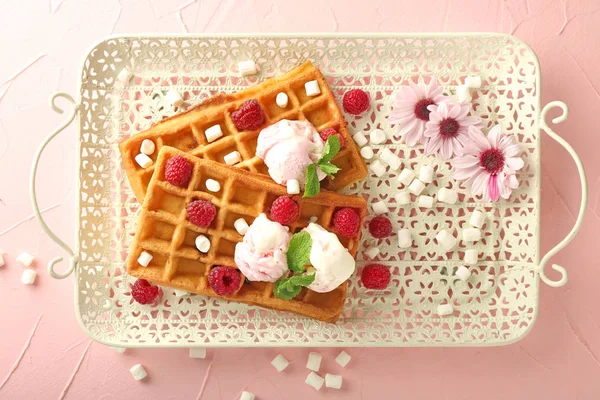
303,223,356,293
256,119,326,185
234,213,291,282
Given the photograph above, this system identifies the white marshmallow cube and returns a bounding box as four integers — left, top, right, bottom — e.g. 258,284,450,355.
287,179,300,195
305,80,321,96
335,351,351,367
470,210,486,228
205,179,221,192
140,139,156,155
408,179,426,196
370,160,387,177
305,372,324,391
464,249,478,265
224,151,241,165
21,269,36,285
306,352,322,372
238,60,258,76
436,229,457,251
397,229,412,249
455,266,471,281
173,289,189,297
17,252,35,267
240,392,255,400
379,148,402,171
352,132,368,147
135,153,153,168
465,76,482,89
364,246,380,259
137,251,153,267
325,374,343,389
438,188,458,204
463,228,481,243
271,354,289,372
437,304,454,316
456,85,472,103
394,191,411,205
309,216,318,223
418,195,434,208
195,235,211,253
372,201,389,215
234,218,249,235
110,346,127,353
117,67,132,84
129,364,147,381
370,128,387,145
360,146,374,160
418,165,434,184
205,124,223,143
189,347,207,359
276,92,288,108
166,89,184,108
397,169,415,186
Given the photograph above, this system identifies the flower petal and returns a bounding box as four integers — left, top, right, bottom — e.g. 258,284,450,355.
503,144,521,158
470,170,489,196
452,154,480,168
487,124,502,148
488,175,500,201
505,156,524,171
467,125,490,152
452,164,481,180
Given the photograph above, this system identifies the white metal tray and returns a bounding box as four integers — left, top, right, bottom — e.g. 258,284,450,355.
30,34,587,347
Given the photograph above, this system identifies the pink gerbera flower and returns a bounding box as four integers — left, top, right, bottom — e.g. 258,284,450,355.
423,101,482,159
452,124,524,201
388,79,450,146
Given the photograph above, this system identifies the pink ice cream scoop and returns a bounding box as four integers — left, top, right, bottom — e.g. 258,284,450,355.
234,213,291,282
256,119,326,185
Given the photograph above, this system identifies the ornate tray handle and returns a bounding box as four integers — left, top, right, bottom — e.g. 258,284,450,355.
30,92,80,279
537,101,588,287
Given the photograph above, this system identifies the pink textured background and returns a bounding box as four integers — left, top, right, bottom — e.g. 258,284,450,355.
1,0,599,399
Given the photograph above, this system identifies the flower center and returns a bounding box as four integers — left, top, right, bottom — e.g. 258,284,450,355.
414,98,435,121
479,148,505,174
439,118,459,138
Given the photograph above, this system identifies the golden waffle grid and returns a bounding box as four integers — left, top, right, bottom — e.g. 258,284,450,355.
126,146,367,322
119,61,369,202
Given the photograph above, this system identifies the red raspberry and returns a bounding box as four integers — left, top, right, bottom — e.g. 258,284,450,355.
231,99,265,131
186,199,217,227
368,216,392,238
333,208,360,237
342,89,370,115
164,155,193,187
361,264,391,289
270,196,299,225
131,279,160,304
319,128,345,148
209,266,242,296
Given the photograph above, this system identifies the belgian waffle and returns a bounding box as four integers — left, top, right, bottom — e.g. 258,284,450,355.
119,61,368,202
126,146,367,322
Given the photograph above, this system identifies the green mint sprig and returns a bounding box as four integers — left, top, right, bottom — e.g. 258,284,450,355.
274,273,316,301
274,231,315,300
303,135,341,198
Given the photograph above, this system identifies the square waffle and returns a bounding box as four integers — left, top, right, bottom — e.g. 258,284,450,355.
126,146,367,322
119,61,368,202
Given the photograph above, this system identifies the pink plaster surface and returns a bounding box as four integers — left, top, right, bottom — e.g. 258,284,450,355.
1,0,599,399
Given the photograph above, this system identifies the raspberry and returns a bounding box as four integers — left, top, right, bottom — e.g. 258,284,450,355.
209,266,242,296
186,199,217,227
231,99,265,131
270,196,299,225
342,89,370,115
361,264,391,289
131,279,160,304
333,208,360,237
319,128,345,148
368,216,392,238
164,155,193,187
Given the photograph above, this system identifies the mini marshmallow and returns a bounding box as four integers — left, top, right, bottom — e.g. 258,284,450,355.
438,188,458,204
408,179,426,196
173,289,189,297
335,351,351,367
463,228,481,243
276,92,288,108
465,76,482,89
224,151,241,165
364,246,380,259
470,210,486,228
189,347,207,359
309,216,318,223
455,266,471,281
418,165,434,184
21,269,36,285
305,80,321,96
397,169,415,186
306,352,322,372
271,354,289,372
140,139,156,155
325,374,343,389
17,252,35,267
436,229,457,251
129,364,147,381
240,392,255,400
394,191,411,205
137,251,153,267
456,85,472,103
372,201,389,215
370,129,387,145
360,146,374,160
135,153,153,168
195,235,211,253
305,372,325,391
110,346,127,353
370,160,387,177
166,89,184,108
379,148,402,171
437,304,454,316
205,124,223,143
397,228,412,249
352,132,368,147
418,195,434,208
117,67,132,84
205,179,221,192
464,249,478,265
238,60,258,76
287,179,300,195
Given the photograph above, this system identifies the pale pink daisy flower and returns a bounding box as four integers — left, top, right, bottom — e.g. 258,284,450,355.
388,79,450,146
423,101,482,159
452,124,524,202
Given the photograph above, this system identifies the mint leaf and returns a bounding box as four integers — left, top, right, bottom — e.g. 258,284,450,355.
319,135,341,164
273,273,316,300
303,163,320,198
289,273,316,287
286,231,312,273
317,161,340,178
